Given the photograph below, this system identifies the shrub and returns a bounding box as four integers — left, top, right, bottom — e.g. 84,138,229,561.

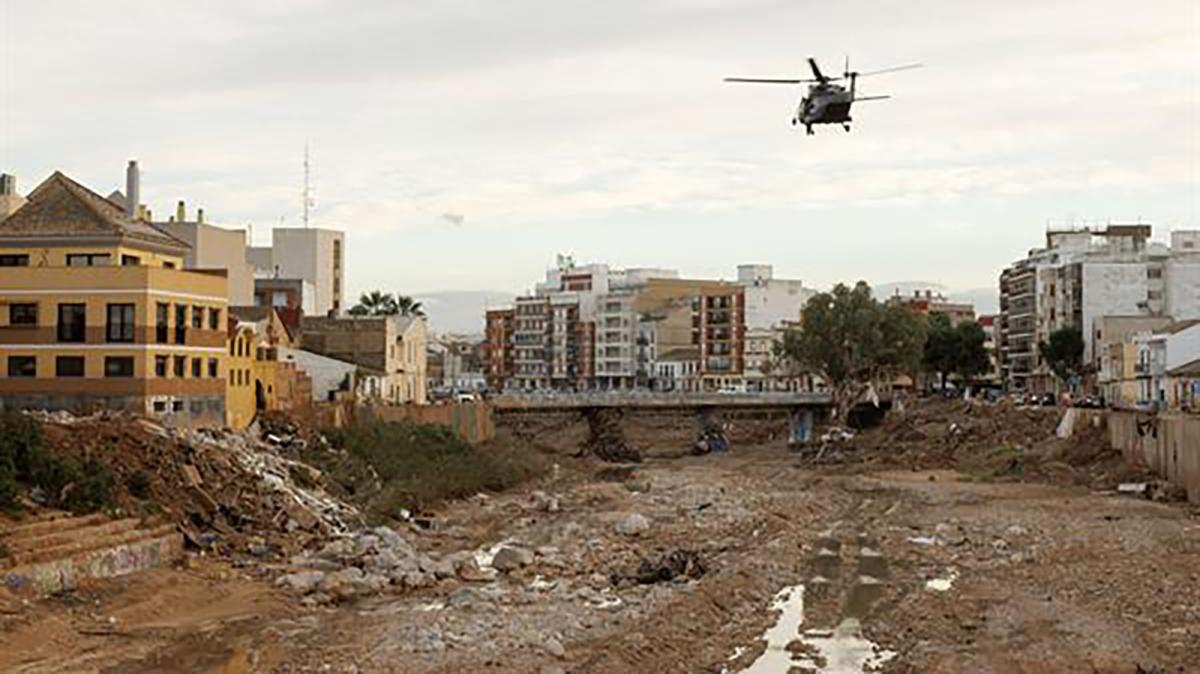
324,421,546,520
0,411,114,514
126,470,152,500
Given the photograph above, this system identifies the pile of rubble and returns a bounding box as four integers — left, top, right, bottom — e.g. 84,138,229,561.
33,411,362,559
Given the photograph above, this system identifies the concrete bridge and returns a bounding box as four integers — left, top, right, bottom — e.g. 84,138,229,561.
492,391,833,444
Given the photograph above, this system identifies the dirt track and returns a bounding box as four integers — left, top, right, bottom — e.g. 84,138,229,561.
4,428,1198,673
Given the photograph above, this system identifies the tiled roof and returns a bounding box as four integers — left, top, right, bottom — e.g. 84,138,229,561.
0,172,187,250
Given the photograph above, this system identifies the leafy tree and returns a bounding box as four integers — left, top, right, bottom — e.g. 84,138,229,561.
781,282,925,420
1039,326,1083,385
922,314,991,389
350,291,398,316
395,295,426,318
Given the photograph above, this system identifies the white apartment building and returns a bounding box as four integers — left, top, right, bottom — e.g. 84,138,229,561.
999,225,1200,394
736,264,816,331
249,227,345,316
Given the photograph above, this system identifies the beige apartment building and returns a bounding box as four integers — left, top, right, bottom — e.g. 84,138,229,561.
0,171,229,428
157,202,255,306
300,314,427,404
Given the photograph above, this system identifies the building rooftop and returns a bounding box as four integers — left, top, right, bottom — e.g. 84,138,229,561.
0,172,187,250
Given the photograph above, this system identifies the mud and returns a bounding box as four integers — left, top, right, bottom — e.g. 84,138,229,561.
3,403,1198,673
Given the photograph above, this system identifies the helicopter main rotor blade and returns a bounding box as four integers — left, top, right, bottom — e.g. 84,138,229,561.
851,63,923,77
723,77,817,84
853,95,891,102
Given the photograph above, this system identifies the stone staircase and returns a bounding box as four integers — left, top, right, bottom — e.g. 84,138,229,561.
1,510,182,595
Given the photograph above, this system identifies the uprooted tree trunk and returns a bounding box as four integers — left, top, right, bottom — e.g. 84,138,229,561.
578,408,642,463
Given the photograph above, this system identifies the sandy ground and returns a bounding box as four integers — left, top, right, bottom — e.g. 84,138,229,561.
3,439,1198,674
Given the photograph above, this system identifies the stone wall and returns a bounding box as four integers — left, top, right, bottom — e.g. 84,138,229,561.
1107,410,1200,503
364,402,495,444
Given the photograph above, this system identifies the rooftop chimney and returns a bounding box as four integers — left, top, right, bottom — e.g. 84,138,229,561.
125,160,140,219
176,200,186,223
0,174,14,196
197,208,205,224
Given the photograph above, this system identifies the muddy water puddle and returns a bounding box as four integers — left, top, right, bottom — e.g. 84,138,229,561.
729,532,896,673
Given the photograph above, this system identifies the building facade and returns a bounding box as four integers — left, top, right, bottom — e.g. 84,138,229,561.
157,203,255,306
300,314,428,404
0,171,229,427
998,225,1200,394
249,227,344,316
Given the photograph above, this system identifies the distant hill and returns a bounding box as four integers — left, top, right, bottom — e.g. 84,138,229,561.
415,290,516,336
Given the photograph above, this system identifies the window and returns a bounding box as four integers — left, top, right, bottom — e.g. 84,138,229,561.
163,261,176,270
192,358,201,378
9,303,37,325
208,358,218,378
0,254,29,266
155,355,168,377
106,303,135,343
192,307,204,329
174,305,187,344
121,255,141,266
174,355,186,377
153,400,167,412
156,303,169,343
55,356,85,377
7,356,36,378
57,304,86,343
208,308,221,331
66,253,111,267
172,400,184,412
104,356,134,378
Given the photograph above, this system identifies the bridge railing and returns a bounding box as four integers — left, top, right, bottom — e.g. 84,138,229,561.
491,390,832,409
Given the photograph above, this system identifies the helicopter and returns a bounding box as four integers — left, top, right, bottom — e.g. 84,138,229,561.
725,57,921,135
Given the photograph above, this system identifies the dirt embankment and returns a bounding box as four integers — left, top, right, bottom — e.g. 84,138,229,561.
827,398,1160,491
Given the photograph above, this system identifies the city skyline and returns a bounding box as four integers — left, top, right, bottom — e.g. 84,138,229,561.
1,0,1196,303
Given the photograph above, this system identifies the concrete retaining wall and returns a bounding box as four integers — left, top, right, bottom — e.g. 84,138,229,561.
3,531,183,595
364,403,495,444
1107,410,1200,504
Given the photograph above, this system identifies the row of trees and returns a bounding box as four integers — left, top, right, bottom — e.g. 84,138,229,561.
778,281,1084,416
349,291,426,318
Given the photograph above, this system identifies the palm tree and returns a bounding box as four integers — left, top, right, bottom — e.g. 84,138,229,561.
351,290,398,316
395,295,426,318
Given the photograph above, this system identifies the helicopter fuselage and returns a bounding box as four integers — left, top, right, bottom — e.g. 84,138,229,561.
797,83,854,126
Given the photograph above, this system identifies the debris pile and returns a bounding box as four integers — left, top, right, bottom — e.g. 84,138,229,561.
279,526,459,603
580,409,642,463
33,411,362,558
618,549,707,585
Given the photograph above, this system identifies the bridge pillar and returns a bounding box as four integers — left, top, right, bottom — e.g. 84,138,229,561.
789,408,814,444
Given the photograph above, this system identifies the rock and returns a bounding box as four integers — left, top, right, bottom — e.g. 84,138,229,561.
456,557,498,582
277,570,326,594
531,491,561,513
540,667,567,674
320,567,367,600
353,534,381,556
542,636,566,658
428,558,457,580
493,546,535,572
446,586,488,607
372,526,413,554
402,571,435,590
365,548,404,572
624,477,652,493
318,538,354,561
615,512,650,537
363,573,391,593
1005,525,1028,537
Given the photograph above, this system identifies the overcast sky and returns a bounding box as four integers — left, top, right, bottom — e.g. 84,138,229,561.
1,0,1197,302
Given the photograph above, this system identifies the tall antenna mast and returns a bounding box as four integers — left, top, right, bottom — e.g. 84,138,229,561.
302,142,315,228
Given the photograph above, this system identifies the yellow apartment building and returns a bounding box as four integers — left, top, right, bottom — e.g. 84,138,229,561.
0,171,230,427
